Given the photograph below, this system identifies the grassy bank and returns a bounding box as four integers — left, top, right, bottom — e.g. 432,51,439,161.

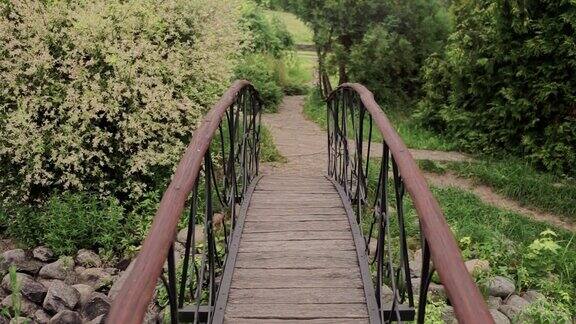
303,90,456,151
420,159,576,224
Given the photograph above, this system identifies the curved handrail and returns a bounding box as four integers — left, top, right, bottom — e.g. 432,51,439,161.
107,80,261,324
327,83,493,323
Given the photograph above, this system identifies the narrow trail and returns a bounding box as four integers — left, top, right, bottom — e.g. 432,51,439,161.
425,172,575,232
262,95,327,175
262,95,573,232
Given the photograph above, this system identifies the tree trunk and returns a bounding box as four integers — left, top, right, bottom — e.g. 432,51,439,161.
337,35,353,85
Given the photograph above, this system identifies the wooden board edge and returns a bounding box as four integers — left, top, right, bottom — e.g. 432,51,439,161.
212,175,263,324
327,176,381,324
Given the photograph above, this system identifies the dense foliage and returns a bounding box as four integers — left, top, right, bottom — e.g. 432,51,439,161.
418,0,576,175
348,0,451,105
0,0,244,203
235,2,308,111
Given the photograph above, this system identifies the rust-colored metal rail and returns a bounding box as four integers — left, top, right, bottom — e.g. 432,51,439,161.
327,83,493,323
107,80,261,324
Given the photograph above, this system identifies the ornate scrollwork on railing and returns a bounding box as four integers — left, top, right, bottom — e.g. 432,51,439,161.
107,81,261,324
326,84,492,324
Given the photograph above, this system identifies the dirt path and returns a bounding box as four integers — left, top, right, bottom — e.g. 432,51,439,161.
262,96,327,176
262,95,572,232
425,172,575,232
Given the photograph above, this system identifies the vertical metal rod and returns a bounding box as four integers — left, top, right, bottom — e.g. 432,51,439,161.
167,243,178,324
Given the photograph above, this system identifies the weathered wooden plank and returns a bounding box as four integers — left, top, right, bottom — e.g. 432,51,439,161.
250,197,344,204
227,287,366,304
239,240,355,253
245,214,347,222
240,230,351,242
235,253,357,269
235,249,358,260
255,189,337,194
230,268,363,289
246,207,346,215
256,184,336,190
243,221,350,233
225,303,368,319
249,203,344,209
225,319,369,324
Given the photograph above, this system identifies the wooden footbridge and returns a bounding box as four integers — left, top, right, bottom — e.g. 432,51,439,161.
108,81,493,323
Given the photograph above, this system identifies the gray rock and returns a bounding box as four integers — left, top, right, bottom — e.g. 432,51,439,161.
103,268,118,276
81,292,111,321
499,295,530,320
39,258,75,281
32,247,55,262
213,213,225,228
176,226,205,245
411,278,446,301
9,317,31,324
78,268,112,290
38,279,65,290
75,250,101,268
442,305,458,324
368,239,377,257
32,309,51,324
0,249,43,275
43,281,80,313
88,315,106,324
73,267,85,276
0,316,7,324
464,259,490,277
0,249,26,271
487,296,503,309
381,284,394,305
486,276,515,298
72,284,94,306
490,309,511,324
48,310,82,324
522,290,545,303
108,259,136,300
409,249,423,278
1,272,47,303
1,295,39,316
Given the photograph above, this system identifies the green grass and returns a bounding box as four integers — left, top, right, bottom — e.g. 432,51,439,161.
303,90,457,151
363,157,575,317
420,158,576,224
264,10,313,45
427,186,575,312
260,125,286,163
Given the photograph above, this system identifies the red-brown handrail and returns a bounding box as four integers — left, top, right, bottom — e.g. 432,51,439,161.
107,80,255,324
331,83,493,323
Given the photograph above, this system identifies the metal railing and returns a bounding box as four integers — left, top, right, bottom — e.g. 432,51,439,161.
107,80,262,324
326,84,493,323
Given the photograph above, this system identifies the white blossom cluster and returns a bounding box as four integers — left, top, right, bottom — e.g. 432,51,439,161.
0,0,244,202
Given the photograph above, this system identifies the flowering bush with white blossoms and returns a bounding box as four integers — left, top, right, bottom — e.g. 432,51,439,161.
0,0,244,202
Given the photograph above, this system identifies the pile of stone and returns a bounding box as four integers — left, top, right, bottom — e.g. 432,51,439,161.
0,247,159,324
411,250,547,323
368,245,549,324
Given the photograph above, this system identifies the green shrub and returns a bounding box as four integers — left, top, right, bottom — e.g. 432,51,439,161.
235,54,284,112
0,0,244,203
240,1,294,57
39,193,126,255
418,0,576,176
349,0,451,106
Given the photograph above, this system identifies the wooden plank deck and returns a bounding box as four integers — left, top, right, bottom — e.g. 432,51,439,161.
221,175,372,323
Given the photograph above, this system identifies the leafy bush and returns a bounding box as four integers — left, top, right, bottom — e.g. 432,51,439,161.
240,1,294,57
418,0,576,176
0,0,244,203
39,193,126,255
349,0,451,105
235,54,284,112
0,192,156,256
